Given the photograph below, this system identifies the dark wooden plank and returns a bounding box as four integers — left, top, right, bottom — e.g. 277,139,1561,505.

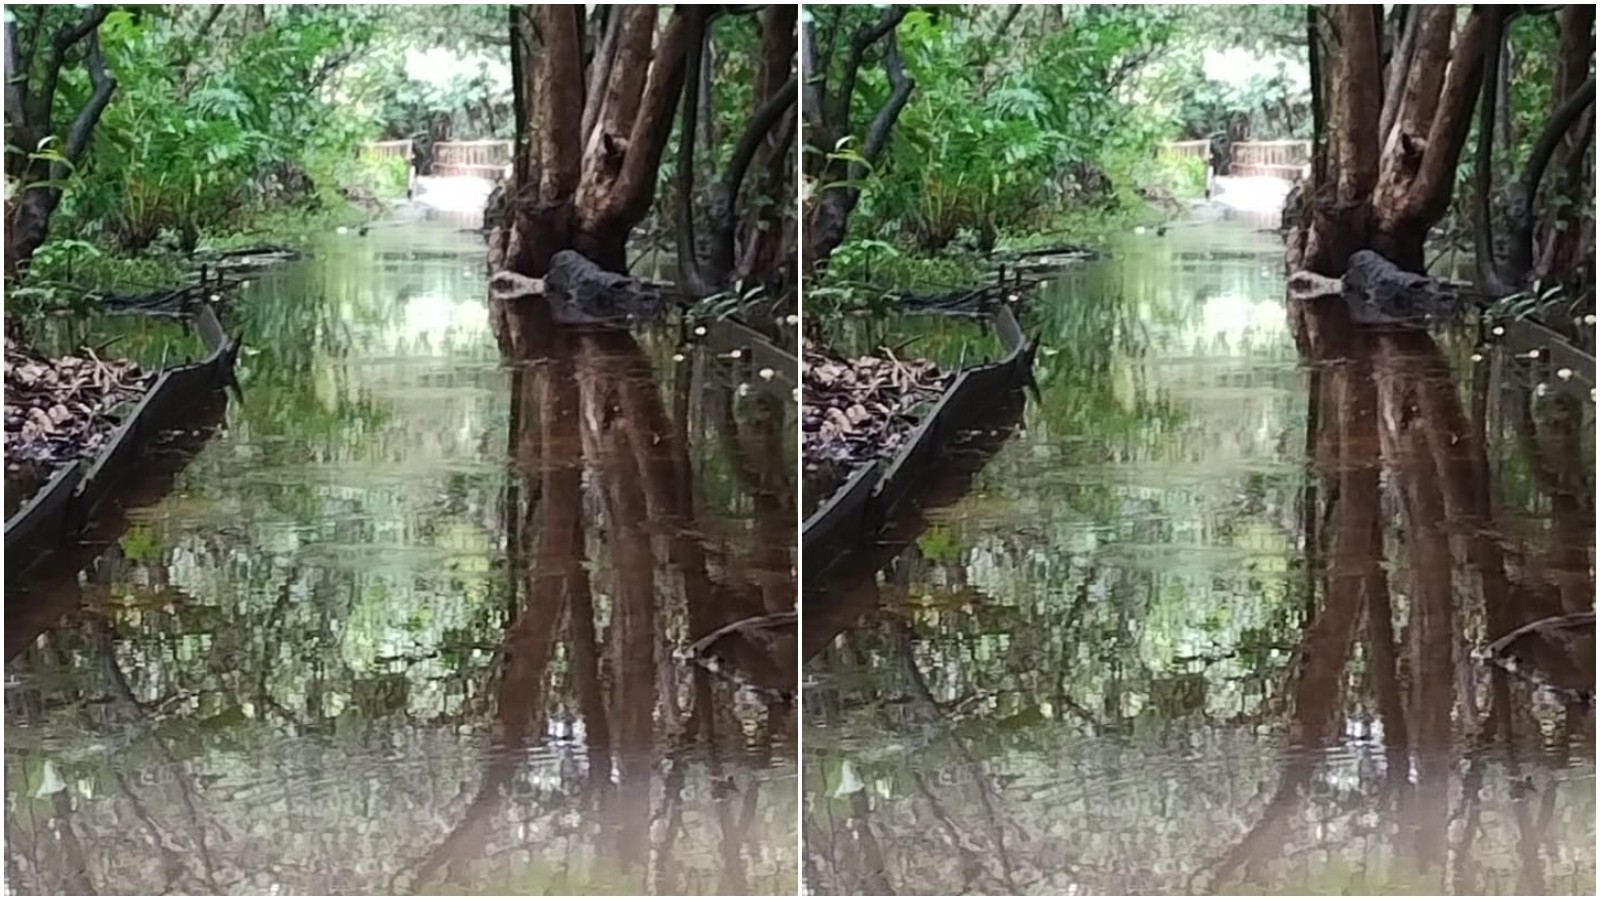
6,303,237,579
802,306,1036,580
4,461,83,564
801,461,881,567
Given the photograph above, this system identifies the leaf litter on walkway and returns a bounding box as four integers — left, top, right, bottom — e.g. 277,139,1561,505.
802,338,948,469
4,336,154,481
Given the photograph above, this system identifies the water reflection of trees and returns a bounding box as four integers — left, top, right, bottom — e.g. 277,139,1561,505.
804,293,1593,894
4,296,797,895
1207,298,1597,894
409,302,797,893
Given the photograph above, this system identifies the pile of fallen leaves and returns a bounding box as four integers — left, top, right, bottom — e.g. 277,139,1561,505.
802,339,948,468
4,337,154,479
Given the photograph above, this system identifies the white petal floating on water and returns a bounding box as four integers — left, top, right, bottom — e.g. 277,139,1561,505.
672,353,685,362
834,760,865,797
758,367,776,380
35,760,65,797
694,326,707,336
335,226,349,235
1535,383,1549,397
1470,353,1483,362
729,349,742,359
785,314,800,325
1557,367,1574,380
1492,326,1506,336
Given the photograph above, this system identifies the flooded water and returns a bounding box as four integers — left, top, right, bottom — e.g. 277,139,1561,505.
5,222,798,895
803,223,1595,895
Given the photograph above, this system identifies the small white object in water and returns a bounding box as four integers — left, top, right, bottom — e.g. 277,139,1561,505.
694,325,708,336
1007,293,1019,302
672,353,685,362
1470,353,1483,362
834,760,865,797
737,382,751,397
240,280,250,289
792,387,801,402
729,348,742,359
1586,314,1597,326
785,314,800,325
1557,367,1574,380
335,226,349,235
1526,348,1540,359
1492,325,1506,336
1535,383,1549,397
35,760,65,797
1133,226,1147,235
758,367,776,380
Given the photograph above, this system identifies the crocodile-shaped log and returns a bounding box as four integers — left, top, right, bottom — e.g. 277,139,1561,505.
489,249,663,327
1289,249,1462,327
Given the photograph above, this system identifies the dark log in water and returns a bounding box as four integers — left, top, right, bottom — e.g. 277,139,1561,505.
1289,249,1461,326
491,250,663,326
546,249,662,325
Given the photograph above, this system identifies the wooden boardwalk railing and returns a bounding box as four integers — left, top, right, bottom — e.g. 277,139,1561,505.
1161,139,1211,160
361,139,413,161
433,140,514,178
1230,140,1311,179
359,139,513,179
1160,139,1312,180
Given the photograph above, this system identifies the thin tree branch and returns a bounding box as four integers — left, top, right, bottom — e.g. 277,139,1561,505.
1472,8,1509,295
828,6,908,130
859,29,912,164
1506,73,1596,283
3,20,29,138
580,5,620,149
1378,5,1419,148
30,6,110,128
674,9,709,296
722,75,797,216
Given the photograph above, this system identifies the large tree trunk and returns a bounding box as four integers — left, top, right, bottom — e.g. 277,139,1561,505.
1299,5,1488,276
498,5,691,278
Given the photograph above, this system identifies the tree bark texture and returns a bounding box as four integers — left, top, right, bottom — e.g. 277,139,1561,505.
500,5,692,278
1300,5,1490,276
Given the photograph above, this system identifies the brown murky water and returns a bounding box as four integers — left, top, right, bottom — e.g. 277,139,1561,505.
803,222,1596,895
5,222,798,895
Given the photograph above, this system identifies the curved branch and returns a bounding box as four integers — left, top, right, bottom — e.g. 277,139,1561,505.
828,6,908,129
1472,8,1509,295
1505,73,1596,283
31,6,110,128
860,29,913,163
60,28,115,165
722,74,797,214
1378,5,1419,148
674,10,709,296
4,20,27,133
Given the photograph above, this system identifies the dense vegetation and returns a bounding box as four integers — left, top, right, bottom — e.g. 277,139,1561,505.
2,5,528,334
801,5,1314,298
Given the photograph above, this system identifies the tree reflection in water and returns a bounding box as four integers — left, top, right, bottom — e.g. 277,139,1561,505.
805,289,1593,895
4,284,797,896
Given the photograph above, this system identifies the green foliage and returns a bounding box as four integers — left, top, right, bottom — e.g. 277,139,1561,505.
846,6,1180,255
